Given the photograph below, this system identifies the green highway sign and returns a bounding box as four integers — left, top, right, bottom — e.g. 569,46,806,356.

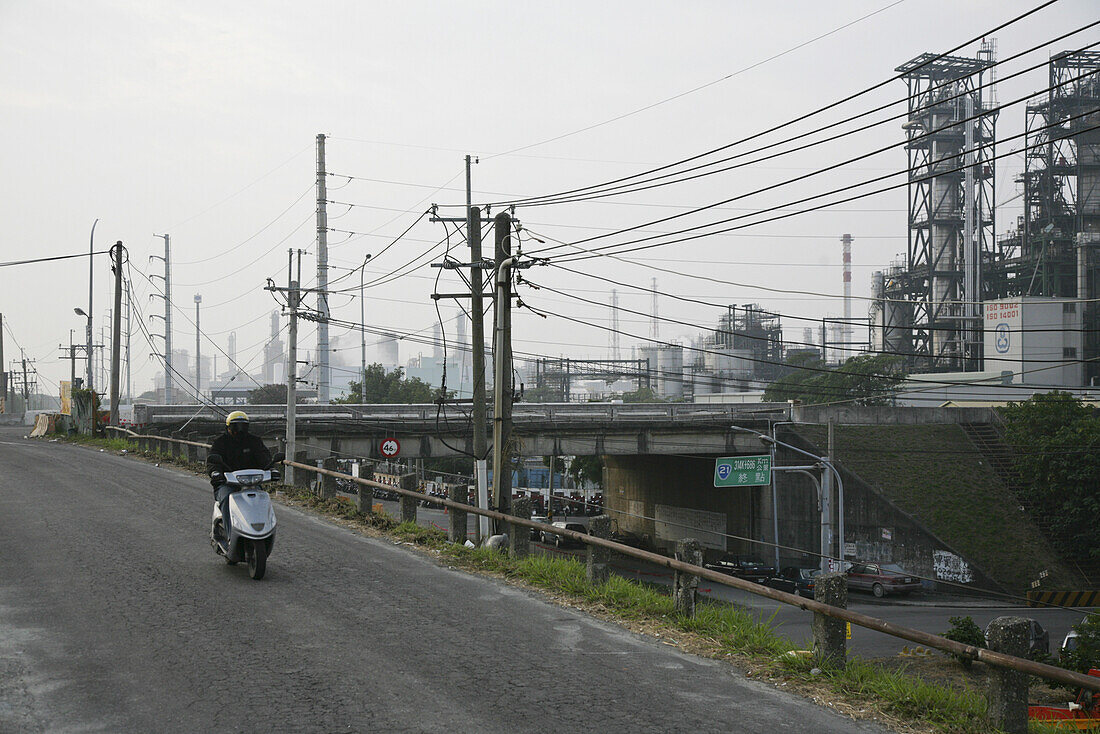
714,455,771,488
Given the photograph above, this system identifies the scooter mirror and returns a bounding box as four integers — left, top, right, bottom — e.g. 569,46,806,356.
269,452,286,468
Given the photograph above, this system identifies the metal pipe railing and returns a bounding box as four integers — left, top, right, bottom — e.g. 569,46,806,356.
104,429,1100,693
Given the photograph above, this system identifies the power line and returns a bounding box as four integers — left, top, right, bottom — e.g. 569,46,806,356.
488,0,1063,207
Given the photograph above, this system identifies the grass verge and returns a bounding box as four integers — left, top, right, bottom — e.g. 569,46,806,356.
50,432,1061,733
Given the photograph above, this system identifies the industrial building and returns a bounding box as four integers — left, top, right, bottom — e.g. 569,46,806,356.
871,47,1100,387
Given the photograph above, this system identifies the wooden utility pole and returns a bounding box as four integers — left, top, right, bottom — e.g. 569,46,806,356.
109,241,123,425
491,212,514,524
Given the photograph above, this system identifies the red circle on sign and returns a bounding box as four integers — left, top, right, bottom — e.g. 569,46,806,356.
380,438,400,457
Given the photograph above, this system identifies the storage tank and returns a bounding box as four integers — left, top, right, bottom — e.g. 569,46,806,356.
657,344,684,400
373,333,400,371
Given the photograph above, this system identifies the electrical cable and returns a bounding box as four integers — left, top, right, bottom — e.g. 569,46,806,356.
547,109,1100,265
530,75,1099,262
488,0,1063,207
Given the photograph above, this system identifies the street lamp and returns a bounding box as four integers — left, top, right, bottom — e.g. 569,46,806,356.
731,424,845,574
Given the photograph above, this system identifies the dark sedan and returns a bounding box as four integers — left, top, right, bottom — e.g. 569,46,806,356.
703,554,777,583
780,567,820,598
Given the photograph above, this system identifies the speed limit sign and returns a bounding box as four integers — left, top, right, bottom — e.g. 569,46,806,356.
380,437,400,458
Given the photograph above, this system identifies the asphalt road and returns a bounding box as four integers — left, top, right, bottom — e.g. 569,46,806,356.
378,501,1088,660
0,429,886,734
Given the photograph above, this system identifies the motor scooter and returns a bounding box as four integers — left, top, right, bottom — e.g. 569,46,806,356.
208,452,283,580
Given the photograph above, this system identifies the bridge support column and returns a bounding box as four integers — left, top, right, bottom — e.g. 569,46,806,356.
586,515,611,584
673,538,702,617
356,462,374,515
813,572,847,667
448,482,467,543
400,473,418,524
985,617,1030,734
320,457,338,500
509,497,531,557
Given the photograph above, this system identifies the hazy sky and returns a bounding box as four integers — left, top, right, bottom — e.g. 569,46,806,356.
1,0,1095,399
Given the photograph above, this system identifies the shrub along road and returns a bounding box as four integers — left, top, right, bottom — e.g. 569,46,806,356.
0,427,886,733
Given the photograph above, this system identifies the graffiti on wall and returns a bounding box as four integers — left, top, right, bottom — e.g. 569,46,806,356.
932,550,973,583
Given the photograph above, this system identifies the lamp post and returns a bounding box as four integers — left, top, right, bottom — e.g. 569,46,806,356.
731,425,845,573
359,253,371,393
86,219,98,390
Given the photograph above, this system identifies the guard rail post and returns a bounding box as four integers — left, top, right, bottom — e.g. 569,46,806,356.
320,457,338,500
293,452,312,490
508,496,531,558
186,442,198,463
985,616,1030,734
673,539,702,617
447,481,467,543
813,572,847,667
586,515,611,584
400,473,418,524
356,462,374,515
170,432,182,459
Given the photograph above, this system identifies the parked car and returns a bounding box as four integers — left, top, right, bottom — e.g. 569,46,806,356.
703,554,777,583
845,562,922,597
778,566,820,598
543,521,587,548
985,618,1050,657
529,515,550,541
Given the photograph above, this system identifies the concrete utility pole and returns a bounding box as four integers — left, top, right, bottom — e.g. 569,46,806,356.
152,233,173,404
316,133,330,403
194,293,202,400
125,278,132,403
467,156,491,524
491,212,514,524
0,312,5,412
266,248,303,485
110,242,123,425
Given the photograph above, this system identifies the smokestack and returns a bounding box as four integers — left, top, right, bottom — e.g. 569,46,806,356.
841,234,853,353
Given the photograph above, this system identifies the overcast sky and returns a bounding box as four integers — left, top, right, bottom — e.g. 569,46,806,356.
1,0,1095,399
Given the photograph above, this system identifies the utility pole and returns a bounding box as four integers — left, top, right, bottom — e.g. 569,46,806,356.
125,277,132,403
267,249,302,484
491,212,514,524
316,133,330,403
152,234,173,404
194,293,202,401
0,312,4,413
110,241,123,425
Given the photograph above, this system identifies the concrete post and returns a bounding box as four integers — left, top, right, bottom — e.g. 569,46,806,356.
293,451,311,489
186,443,198,463
985,616,1030,734
320,456,338,500
400,473,418,524
509,496,531,557
673,539,703,617
448,481,468,544
356,462,374,515
169,432,182,459
586,515,611,585
813,571,847,667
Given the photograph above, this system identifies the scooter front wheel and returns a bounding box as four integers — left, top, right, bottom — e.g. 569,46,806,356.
247,539,267,580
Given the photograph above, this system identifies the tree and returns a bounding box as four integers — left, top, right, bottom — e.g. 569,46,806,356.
1000,392,1100,563
618,386,664,403
567,455,603,489
247,383,305,404
337,363,442,404
763,354,906,405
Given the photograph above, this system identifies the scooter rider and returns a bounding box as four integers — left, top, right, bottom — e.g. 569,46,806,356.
208,411,272,544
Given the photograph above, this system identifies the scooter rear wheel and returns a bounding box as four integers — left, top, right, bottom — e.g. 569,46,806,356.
247,539,267,580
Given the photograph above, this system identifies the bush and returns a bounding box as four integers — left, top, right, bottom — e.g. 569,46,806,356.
943,615,985,668
1060,614,1100,679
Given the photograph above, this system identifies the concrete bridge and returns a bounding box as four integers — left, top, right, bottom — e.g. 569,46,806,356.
133,401,790,459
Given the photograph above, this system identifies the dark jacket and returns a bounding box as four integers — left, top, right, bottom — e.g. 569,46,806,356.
208,431,273,473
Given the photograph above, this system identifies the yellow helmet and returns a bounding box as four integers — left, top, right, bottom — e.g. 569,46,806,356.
226,410,249,427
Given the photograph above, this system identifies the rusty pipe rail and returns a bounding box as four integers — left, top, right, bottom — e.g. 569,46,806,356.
98,432,1100,693
286,460,1100,693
